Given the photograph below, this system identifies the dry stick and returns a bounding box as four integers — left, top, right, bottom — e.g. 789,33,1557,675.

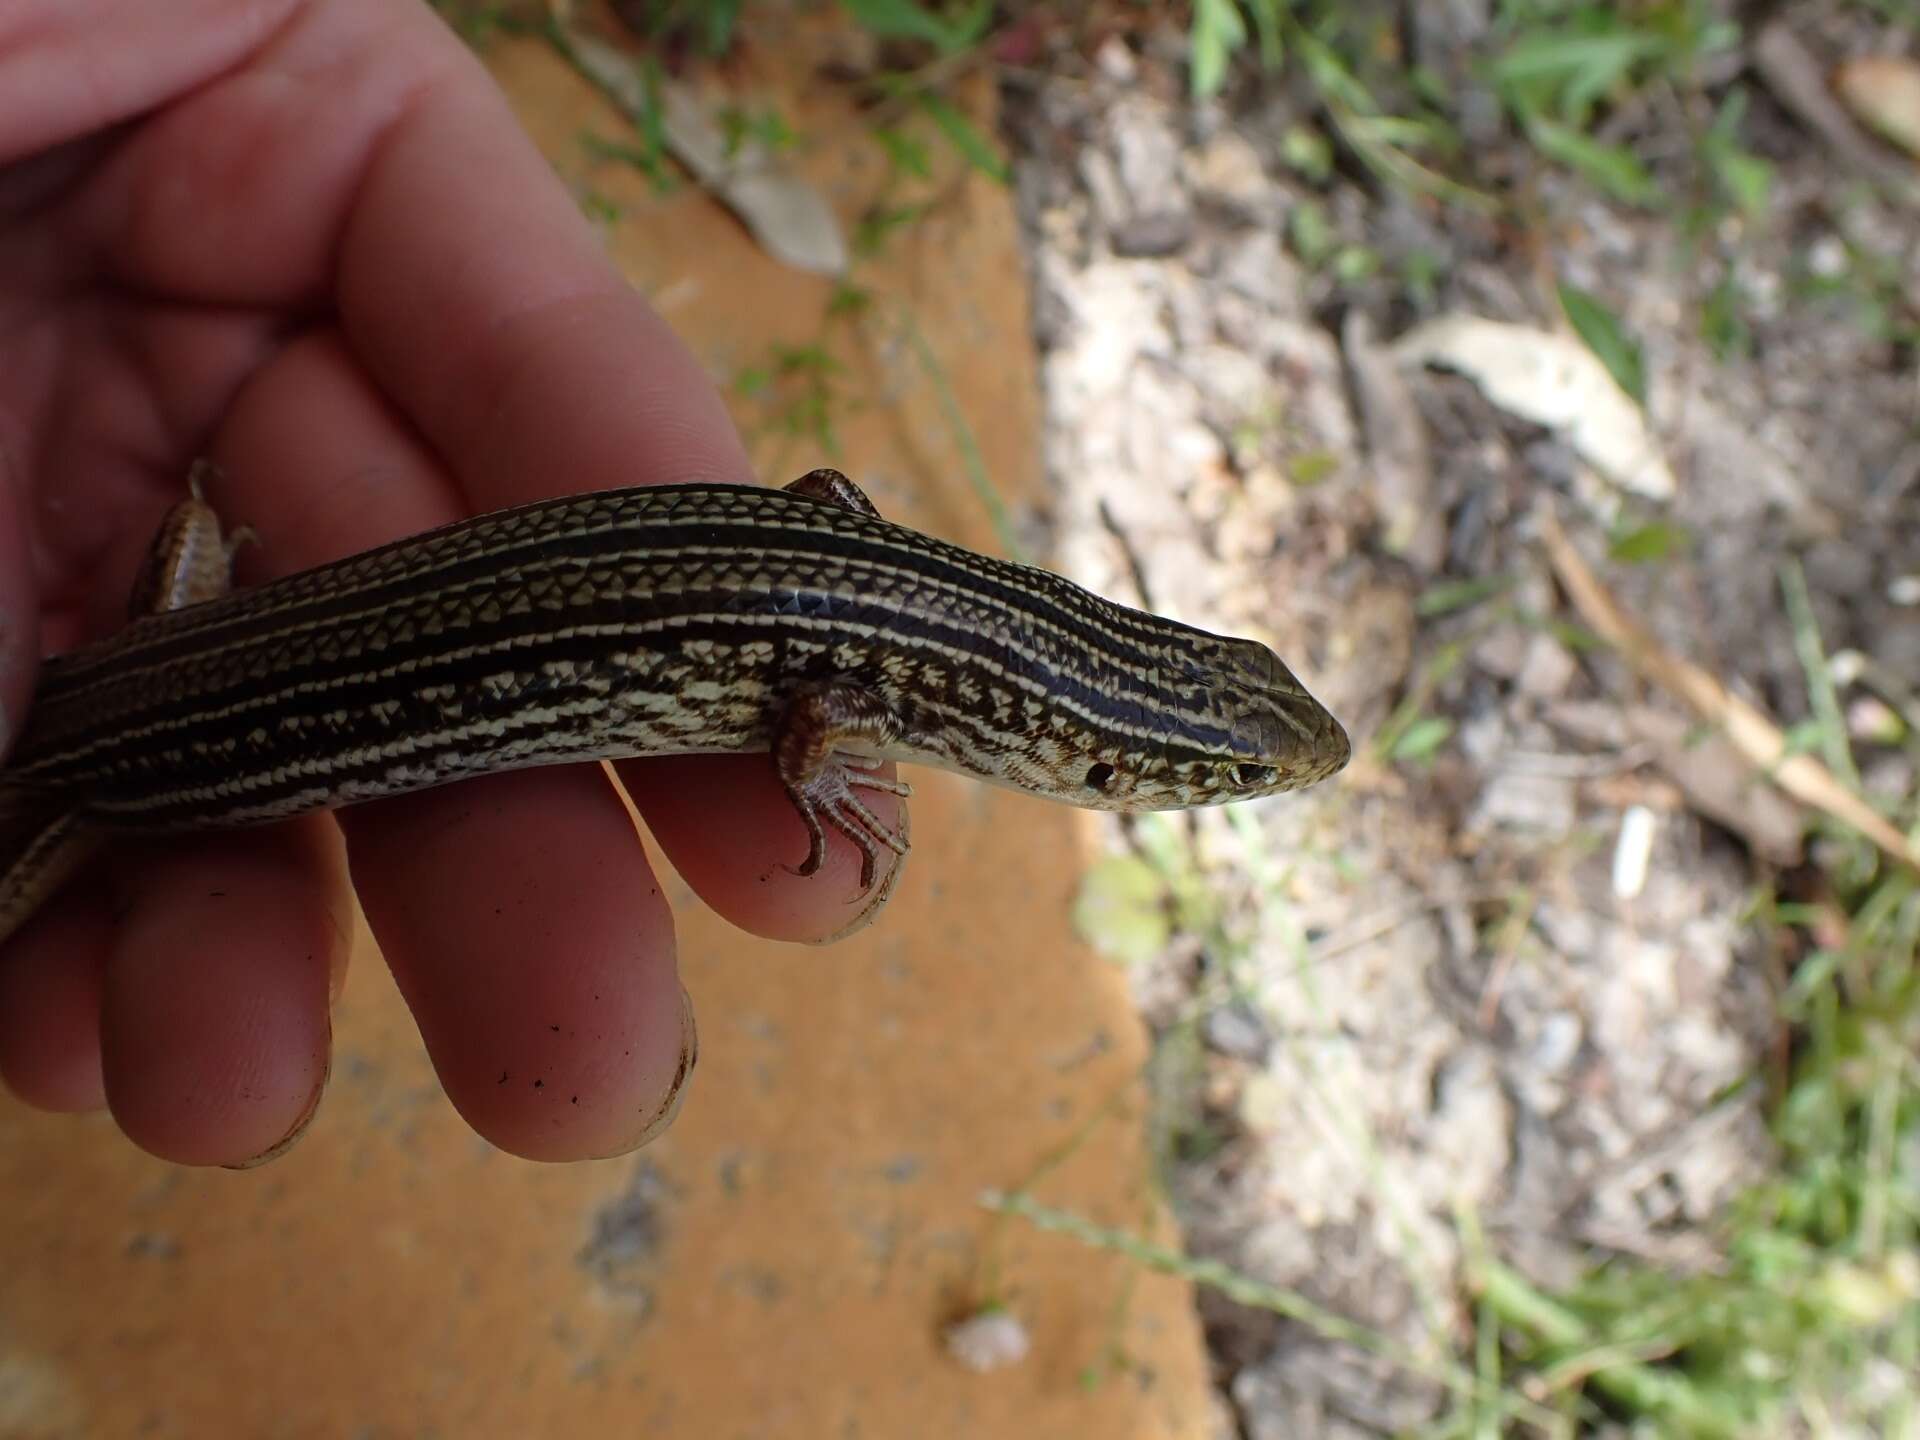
1752,22,1920,207
1535,503,1920,872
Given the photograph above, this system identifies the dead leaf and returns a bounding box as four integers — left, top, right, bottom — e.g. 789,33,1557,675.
1394,315,1676,501
1835,55,1920,160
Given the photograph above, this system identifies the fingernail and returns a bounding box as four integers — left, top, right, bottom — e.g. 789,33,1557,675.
225,1024,332,1171
626,985,698,1153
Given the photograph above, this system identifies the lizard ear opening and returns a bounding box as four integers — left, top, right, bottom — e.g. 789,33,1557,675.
1084,762,1116,792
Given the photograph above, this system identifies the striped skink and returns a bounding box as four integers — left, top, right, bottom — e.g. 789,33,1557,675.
0,467,1349,944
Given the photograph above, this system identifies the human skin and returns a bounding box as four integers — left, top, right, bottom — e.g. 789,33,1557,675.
0,0,900,1166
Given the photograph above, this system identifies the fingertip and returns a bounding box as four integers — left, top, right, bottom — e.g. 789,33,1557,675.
98,821,349,1166
618,754,907,945
0,892,111,1113
346,767,691,1162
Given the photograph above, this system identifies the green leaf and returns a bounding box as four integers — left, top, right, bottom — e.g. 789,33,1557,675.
854,200,932,257
1287,450,1338,486
1391,715,1454,763
718,104,796,160
1701,88,1771,217
1608,520,1690,564
1288,198,1335,265
1524,114,1660,207
1293,29,1373,114
1189,0,1246,99
1545,618,1604,653
873,126,933,179
827,281,873,318
1494,29,1667,122
432,0,523,48
691,0,744,53
1332,245,1381,282
1416,575,1513,617
1399,247,1443,308
1701,272,1752,362
579,189,623,224
1558,281,1646,404
1244,0,1284,69
1710,144,1771,216
1279,124,1332,182
916,93,1010,182
1780,719,1825,756
840,0,990,53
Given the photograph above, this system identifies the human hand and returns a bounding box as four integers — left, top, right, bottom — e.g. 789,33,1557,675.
0,0,900,1166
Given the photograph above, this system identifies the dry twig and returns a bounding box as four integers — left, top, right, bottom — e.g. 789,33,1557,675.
1752,22,1920,206
1536,504,1920,872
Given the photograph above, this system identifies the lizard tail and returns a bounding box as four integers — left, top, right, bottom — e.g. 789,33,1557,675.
0,784,90,948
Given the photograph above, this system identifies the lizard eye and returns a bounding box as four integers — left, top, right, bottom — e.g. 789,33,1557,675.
1230,763,1275,790
1085,762,1116,791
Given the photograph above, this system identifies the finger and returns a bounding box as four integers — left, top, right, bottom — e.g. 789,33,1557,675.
0,892,109,1112
212,333,691,1159
0,469,39,748
98,817,348,1167
45,0,898,939
0,0,298,166
44,300,280,646
352,768,695,1162
325,12,900,936
0,453,113,1113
